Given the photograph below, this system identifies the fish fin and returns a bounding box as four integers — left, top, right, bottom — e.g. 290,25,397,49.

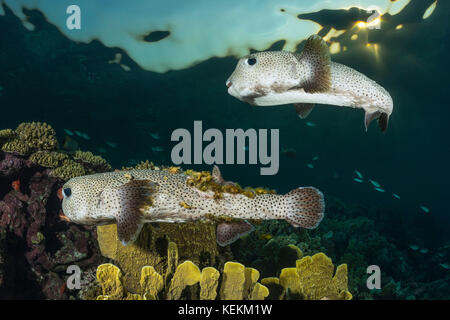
298,35,331,93
282,187,325,229
364,110,381,132
378,112,389,132
294,103,315,119
216,221,255,246
102,179,156,245
212,165,225,185
212,165,236,186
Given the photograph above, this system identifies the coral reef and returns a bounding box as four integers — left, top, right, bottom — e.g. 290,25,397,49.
89,242,348,300
96,221,219,294
90,241,271,300
0,122,113,298
0,122,112,180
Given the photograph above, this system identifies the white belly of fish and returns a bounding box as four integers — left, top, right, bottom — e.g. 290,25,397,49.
253,89,356,108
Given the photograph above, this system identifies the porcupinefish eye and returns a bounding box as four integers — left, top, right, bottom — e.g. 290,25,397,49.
246,57,257,66
63,188,72,197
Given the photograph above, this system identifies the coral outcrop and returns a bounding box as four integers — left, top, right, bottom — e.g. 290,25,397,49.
89,242,348,300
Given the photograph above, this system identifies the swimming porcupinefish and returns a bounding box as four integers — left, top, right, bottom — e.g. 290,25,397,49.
60,166,325,246
226,35,393,132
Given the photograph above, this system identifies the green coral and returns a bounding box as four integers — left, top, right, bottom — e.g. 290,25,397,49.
29,151,68,168
1,139,31,155
15,122,58,153
0,122,112,181
73,150,112,172
50,159,86,180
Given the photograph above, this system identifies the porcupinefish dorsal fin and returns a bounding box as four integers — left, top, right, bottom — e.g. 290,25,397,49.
297,35,331,93
212,165,236,186
101,179,156,245
216,221,255,246
294,103,315,119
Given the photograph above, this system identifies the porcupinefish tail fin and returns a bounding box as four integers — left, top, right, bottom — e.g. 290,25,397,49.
101,179,156,245
216,221,255,247
364,111,390,132
282,187,325,229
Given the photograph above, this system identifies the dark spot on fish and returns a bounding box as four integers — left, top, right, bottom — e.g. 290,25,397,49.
143,30,170,42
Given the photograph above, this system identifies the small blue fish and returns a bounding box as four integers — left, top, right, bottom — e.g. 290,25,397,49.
419,248,429,254
354,170,363,179
306,121,316,127
150,132,160,140
152,146,164,152
440,263,450,270
312,156,319,161
392,193,400,199
96,147,107,154
74,130,83,137
106,142,118,148
420,206,429,213
369,179,381,188
409,245,419,251
307,163,314,169
64,129,74,136
374,187,385,192
353,178,363,183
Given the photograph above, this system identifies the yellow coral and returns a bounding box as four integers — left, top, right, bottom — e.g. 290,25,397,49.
243,267,260,299
249,282,269,300
220,262,246,300
278,252,352,300
140,266,163,298
279,267,302,296
167,261,201,300
96,263,124,299
200,267,220,300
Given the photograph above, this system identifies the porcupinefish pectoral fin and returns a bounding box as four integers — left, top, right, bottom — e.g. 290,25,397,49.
378,112,389,133
101,179,156,245
216,221,255,246
364,110,381,132
296,35,331,93
294,103,315,119
365,110,390,132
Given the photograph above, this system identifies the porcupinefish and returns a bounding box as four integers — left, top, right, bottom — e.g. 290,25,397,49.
226,35,393,132
60,167,325,246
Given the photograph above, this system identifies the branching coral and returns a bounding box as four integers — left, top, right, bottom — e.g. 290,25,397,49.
0,122,112,180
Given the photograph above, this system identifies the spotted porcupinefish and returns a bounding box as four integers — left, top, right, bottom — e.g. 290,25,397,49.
226,35,393,132
60,166,325,246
